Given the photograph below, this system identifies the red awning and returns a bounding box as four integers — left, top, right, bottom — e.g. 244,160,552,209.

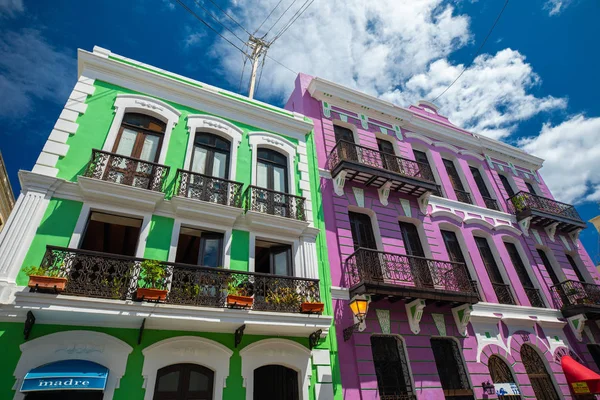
562,355,600,394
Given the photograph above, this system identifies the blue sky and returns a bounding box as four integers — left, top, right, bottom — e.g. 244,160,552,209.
1,0,600,260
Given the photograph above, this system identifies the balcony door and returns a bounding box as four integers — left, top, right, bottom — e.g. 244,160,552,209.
153,363,214,400
256,148,289,217
499,174,515,197
377,138,400,173
187,132,232,203
334,125,358,162
488,355,521,400
399,221,433,288
349,212,381,281
370,336,415,399
470,166,497,210
80,212,142,257
443,158,471,204
255,240,293,276
441,230,475,290
414,150,440,196
474,237,514,304
113,113,165,163
175,227,224,268
505,242,544,308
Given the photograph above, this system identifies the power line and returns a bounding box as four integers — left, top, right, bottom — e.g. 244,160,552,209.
266,54,297,75
254,0,285,35
190,0,247,45
205,0,252,36
263,0,298,39
432,0,510,102
271,0,314,44
255,56,267,94
174,0,248,55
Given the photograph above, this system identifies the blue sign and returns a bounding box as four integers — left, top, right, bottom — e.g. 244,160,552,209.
494,382,521,396
21,360,108,392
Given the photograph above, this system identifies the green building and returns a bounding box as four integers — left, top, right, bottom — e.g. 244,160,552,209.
0,46,340,400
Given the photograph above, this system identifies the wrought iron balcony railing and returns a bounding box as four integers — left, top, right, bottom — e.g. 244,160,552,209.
345,248,479,303
84,149,169,192
175,169,243,208
35,246,321,313
507,191,584,226
482,196,500,211
552,280,600,313
491,282,516,305
524,286,545,308
244,185,306,221
454,189,473,205
326,140,436,184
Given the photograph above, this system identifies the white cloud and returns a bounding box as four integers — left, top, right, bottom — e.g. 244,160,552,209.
185,32,205,47
544,0,573,16
0,29,75,119
519,115,600,204
0,0,23,17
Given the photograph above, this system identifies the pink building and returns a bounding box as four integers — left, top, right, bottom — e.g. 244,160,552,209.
286,74,600,400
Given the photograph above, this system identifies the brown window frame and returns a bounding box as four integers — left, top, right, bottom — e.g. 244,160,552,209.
112,112,166,163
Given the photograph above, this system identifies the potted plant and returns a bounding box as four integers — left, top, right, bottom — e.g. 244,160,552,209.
136,260,169,302
300,285,324,314
226,276,253,308
266,287,301,310
24,265,67,292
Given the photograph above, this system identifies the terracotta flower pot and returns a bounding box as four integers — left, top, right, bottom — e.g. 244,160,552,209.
301,302,324,314
227,294,253,308
137,288,168,302
28,275,67,292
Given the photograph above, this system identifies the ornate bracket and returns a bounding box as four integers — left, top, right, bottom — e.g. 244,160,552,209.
418,191,431,215
508,162,518,176
378,181,393,206
406,299,426,334
567,314,587,342
484,154,494,169
518,217,532,237
322,101,331,118
452,304,472,337
359,114,369,129
545,223,558,242
569,229,582,248
234,324,246,348
333,171,347,196
343,323,360,342
24,311,35,341
138,318,146,345
309,329,322,350
393,125,403,141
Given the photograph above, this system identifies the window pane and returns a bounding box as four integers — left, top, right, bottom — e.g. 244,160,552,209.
115,128,137,157
189,370,210,391
257,162,268,188
273,165,286,192
192,146,208,174
273,249,290,275
139,134,160,162
212,151,227,179
157,370,180,392
200,237,222,267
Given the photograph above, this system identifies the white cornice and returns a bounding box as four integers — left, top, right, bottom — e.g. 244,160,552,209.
472,302,564,327
77,48,313,141
308,77,544,169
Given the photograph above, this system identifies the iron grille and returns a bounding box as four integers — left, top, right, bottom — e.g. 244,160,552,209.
345,248,479,296
454,189,473,205
488,355,522,400
326,140,436,183
551,280,600,309
520,344,560,400
84,149,169,192
36,246,321,313
430,338,474,400
175,169,243,207
244,185,306,221
371,336,414,399
523,287,545,308
491,283,516,305
482,196,500,211
507,191,583,222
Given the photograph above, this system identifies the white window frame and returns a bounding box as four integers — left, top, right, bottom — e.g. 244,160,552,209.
141,336,233,400
239,338,311,400
168,218,232,268
249,231,300,276
12,331,132,400
248,132,297,195
184,115,243,181
102,94,181,165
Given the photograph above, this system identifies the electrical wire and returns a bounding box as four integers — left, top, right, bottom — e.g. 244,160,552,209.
266,54,297,75
254,0,285,35
174,0,248,55
190,0,247,45
432,0,510,102
205,0,252,36
255,56,267,95
271,0,314,44
263,0,298,39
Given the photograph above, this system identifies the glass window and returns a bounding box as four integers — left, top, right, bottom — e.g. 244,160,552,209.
469,166,492,198
398,221,425,257
348,212,378,250
113,113,165,162
499,174,515,197
257,148,288,193
334,125,355,143
154,364,214,400
80,212,142,256
370,336,414,398
255,240,293,276
175,227,224,268
191,132,231,179
443,158,471,204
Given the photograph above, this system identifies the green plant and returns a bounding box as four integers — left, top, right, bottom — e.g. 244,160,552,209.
101,277,126,299
511,194,528,212
266,287,301,306
139,260,168,290
23,264,63,278
226,275,253,297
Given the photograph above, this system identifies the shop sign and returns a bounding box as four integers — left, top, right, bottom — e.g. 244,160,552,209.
571,382,591,394
21,377,106,392
494,383,521,396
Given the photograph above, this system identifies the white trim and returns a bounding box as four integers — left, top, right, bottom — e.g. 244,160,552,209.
248,231,300,276
428,195,517,230
12,331,132,400
464,217,495,230
184,115,243,180
102,94,181,165
248,132,297,196
239,339,311,400
330,286,350,300
434,141,460,154
405,131,434,146
458,149,485,161
141,336,233,400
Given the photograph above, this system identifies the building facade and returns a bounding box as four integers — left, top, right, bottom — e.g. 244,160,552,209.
0,47,340,400
286,74,600,399
0,151,15,232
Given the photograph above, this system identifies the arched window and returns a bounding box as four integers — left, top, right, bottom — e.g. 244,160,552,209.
191,132,231,179
153,363,214,400
113,113,166,163
370,335,414,398
430,338,474,400
253,365,299,400
257,148,288,193
488,355,521,400
520,344,560,400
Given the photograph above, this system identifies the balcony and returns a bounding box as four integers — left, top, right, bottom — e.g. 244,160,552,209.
507,192,586,233
32,246,322,314
454,189,473,205
491,283,516,305
326,140,438,197
552,280,600,318
171,169,245,225
524,286,546,308
345,248,480,305
243,186,309,235
482,196,500,211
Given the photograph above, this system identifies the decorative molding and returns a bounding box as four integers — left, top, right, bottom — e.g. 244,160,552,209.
248,132,299,197
452,304,472,337
464,217,495,230
433,141,460,154
376,309,391,335
484,154,494,169
458,149,485,161
330,286,350,300
545,223,558,242
417,192,431,215
494,224,523,236
430,210,463,224
432,313,447,337
507,162,518,176
378,182,392,206
359,114,369,129
405,299,425,334
518,217,532,237
333,170,347,196
569,229,582,247
567,314,587,342
399,198,412,218
404,131,434,146
352,187,365,208
393,125,403,140
322,101,331,118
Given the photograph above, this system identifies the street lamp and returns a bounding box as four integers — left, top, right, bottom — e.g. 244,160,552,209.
343,295,369,341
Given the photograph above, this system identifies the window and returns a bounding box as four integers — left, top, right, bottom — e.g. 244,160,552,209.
349,212,378,250
113,113,165,162
520,344,560,400
499,174,515,198
470,166,498,210
371,336,414,398
334,125,358,162
334,125,355,143
414,150,441,196
191,132,231,179
441,230,473,280
443,158,471,204
255,240,293,276
566,253,586,282
253,365,299,400
430,338,474,400
80,212,142,256
475,237,514,305
505,242,544,308
525,181,537,195
257,148,288,193
488,355,521,400
153,363,214,400
175,227,224,268
377,138,399,172
588,345,600,371
537,249,561,286
399,221,433,288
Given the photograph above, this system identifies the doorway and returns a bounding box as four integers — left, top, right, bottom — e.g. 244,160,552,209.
253,365,299,400
153,363,214,400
